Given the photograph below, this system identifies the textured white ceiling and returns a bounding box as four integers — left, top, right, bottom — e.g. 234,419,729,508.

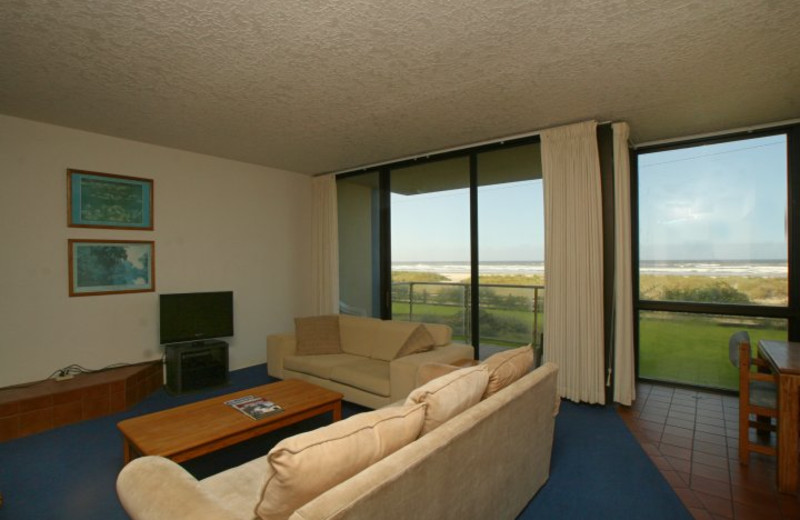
1,1,798,174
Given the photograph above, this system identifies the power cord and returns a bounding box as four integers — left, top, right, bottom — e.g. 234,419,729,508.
0,360,163,392
48,362,156,381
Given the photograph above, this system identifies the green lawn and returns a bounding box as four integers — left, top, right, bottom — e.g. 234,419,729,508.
639,313,786,390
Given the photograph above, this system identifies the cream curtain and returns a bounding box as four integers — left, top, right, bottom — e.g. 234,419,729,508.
541,120,605,404
311,174,340,315
612,122,636,405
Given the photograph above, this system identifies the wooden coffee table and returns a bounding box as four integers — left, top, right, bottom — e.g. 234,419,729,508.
117,379,342,463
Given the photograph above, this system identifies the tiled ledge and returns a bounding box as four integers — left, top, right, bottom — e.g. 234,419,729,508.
0,362,162,442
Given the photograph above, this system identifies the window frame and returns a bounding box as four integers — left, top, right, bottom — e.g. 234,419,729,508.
632,124,800,386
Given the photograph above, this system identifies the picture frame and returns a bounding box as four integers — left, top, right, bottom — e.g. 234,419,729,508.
67,169,154,230
68,239,155,297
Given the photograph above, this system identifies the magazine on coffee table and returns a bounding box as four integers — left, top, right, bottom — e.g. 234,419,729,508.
225,395,283,420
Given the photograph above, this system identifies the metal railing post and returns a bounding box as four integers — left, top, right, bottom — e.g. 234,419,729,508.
464,283,471,343
532,286,539,346
408,282,414,321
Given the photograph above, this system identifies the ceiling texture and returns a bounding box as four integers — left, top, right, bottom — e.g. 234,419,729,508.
1,0,799,175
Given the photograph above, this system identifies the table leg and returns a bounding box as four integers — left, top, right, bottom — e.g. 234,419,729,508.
777,375,799,494
332,401,342,422
122,437,142,464
123,438,132,464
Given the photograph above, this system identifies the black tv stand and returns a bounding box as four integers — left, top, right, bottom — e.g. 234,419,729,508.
164,340,229,395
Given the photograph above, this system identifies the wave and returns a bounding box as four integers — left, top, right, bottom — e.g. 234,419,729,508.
392,261,539,276
639,261,787,277
392,261,787,277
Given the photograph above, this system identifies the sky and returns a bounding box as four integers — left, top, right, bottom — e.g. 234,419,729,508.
638,134,787,261
391,179,544,262
390,134,787,264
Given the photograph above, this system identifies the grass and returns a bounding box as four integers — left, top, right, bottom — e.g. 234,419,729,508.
391,271,449,283
639,312,786,390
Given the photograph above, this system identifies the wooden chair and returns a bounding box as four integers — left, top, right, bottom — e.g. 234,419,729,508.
729,331,778,464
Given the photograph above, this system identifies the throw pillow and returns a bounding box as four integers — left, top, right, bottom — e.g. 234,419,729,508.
256,403,426,520
294,315,341,356
369,320,420,361
423,322,452,346
482,345,534,398
395,324,436,358
405,364,489,435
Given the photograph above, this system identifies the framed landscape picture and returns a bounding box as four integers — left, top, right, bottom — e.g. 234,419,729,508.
69,240,155,297
67,169,153,230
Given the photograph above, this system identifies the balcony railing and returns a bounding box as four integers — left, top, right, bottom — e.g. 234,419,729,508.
391,281,545,348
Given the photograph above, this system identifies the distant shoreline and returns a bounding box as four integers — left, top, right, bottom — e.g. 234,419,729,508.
393,260,788,281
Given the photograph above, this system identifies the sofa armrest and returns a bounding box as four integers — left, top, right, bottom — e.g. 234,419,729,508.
267,333,297,379
117,456,238,520
389,343,475,401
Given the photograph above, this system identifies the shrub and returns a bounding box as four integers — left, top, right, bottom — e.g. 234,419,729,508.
661,280,750,304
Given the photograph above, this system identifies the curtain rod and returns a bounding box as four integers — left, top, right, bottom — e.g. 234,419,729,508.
324,119,613,177
632,118,800,150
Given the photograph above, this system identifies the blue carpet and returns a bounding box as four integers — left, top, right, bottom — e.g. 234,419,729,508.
0,365,690,519
520,402,692,519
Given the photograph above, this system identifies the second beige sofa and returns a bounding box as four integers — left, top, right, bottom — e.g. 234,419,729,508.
267,315,474,408
117,359,559,520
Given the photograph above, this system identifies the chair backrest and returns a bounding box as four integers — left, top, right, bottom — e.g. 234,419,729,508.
728,330,751,368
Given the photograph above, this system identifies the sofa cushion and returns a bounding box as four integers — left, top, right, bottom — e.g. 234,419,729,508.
284,353,362,380
405,364,489,435
256,403,427,520
395,324,436,358
294,315,342,355
424,322,453,346
329,359,391,397
338,315,383,357
482,345,534,398
416,362,462,387
369,320,420,362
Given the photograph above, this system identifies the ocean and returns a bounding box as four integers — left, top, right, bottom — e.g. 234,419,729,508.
391,260,788,278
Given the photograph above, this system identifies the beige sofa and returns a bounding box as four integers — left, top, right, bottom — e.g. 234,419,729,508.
117,360,559,520
267,315,475,408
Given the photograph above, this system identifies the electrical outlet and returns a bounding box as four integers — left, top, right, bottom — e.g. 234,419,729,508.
55,373,74,381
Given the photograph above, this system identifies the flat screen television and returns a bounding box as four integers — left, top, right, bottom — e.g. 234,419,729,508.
159,291,234,345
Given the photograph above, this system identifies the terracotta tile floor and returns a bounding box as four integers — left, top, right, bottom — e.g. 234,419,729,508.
617,382,800,519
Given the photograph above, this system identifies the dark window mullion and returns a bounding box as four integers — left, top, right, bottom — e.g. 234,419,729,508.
631,150,641,379
379,168,391,319
637,300,793,319
788,125,800,340
469,153,479,359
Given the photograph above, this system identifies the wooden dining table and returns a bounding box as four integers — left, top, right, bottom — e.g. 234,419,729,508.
757,340,800,494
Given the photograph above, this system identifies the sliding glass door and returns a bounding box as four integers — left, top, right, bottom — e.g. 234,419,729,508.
476,144,545,355
390,158,471,341
338,139,544,357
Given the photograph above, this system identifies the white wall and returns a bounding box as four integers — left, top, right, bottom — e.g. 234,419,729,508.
0,115,313,387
